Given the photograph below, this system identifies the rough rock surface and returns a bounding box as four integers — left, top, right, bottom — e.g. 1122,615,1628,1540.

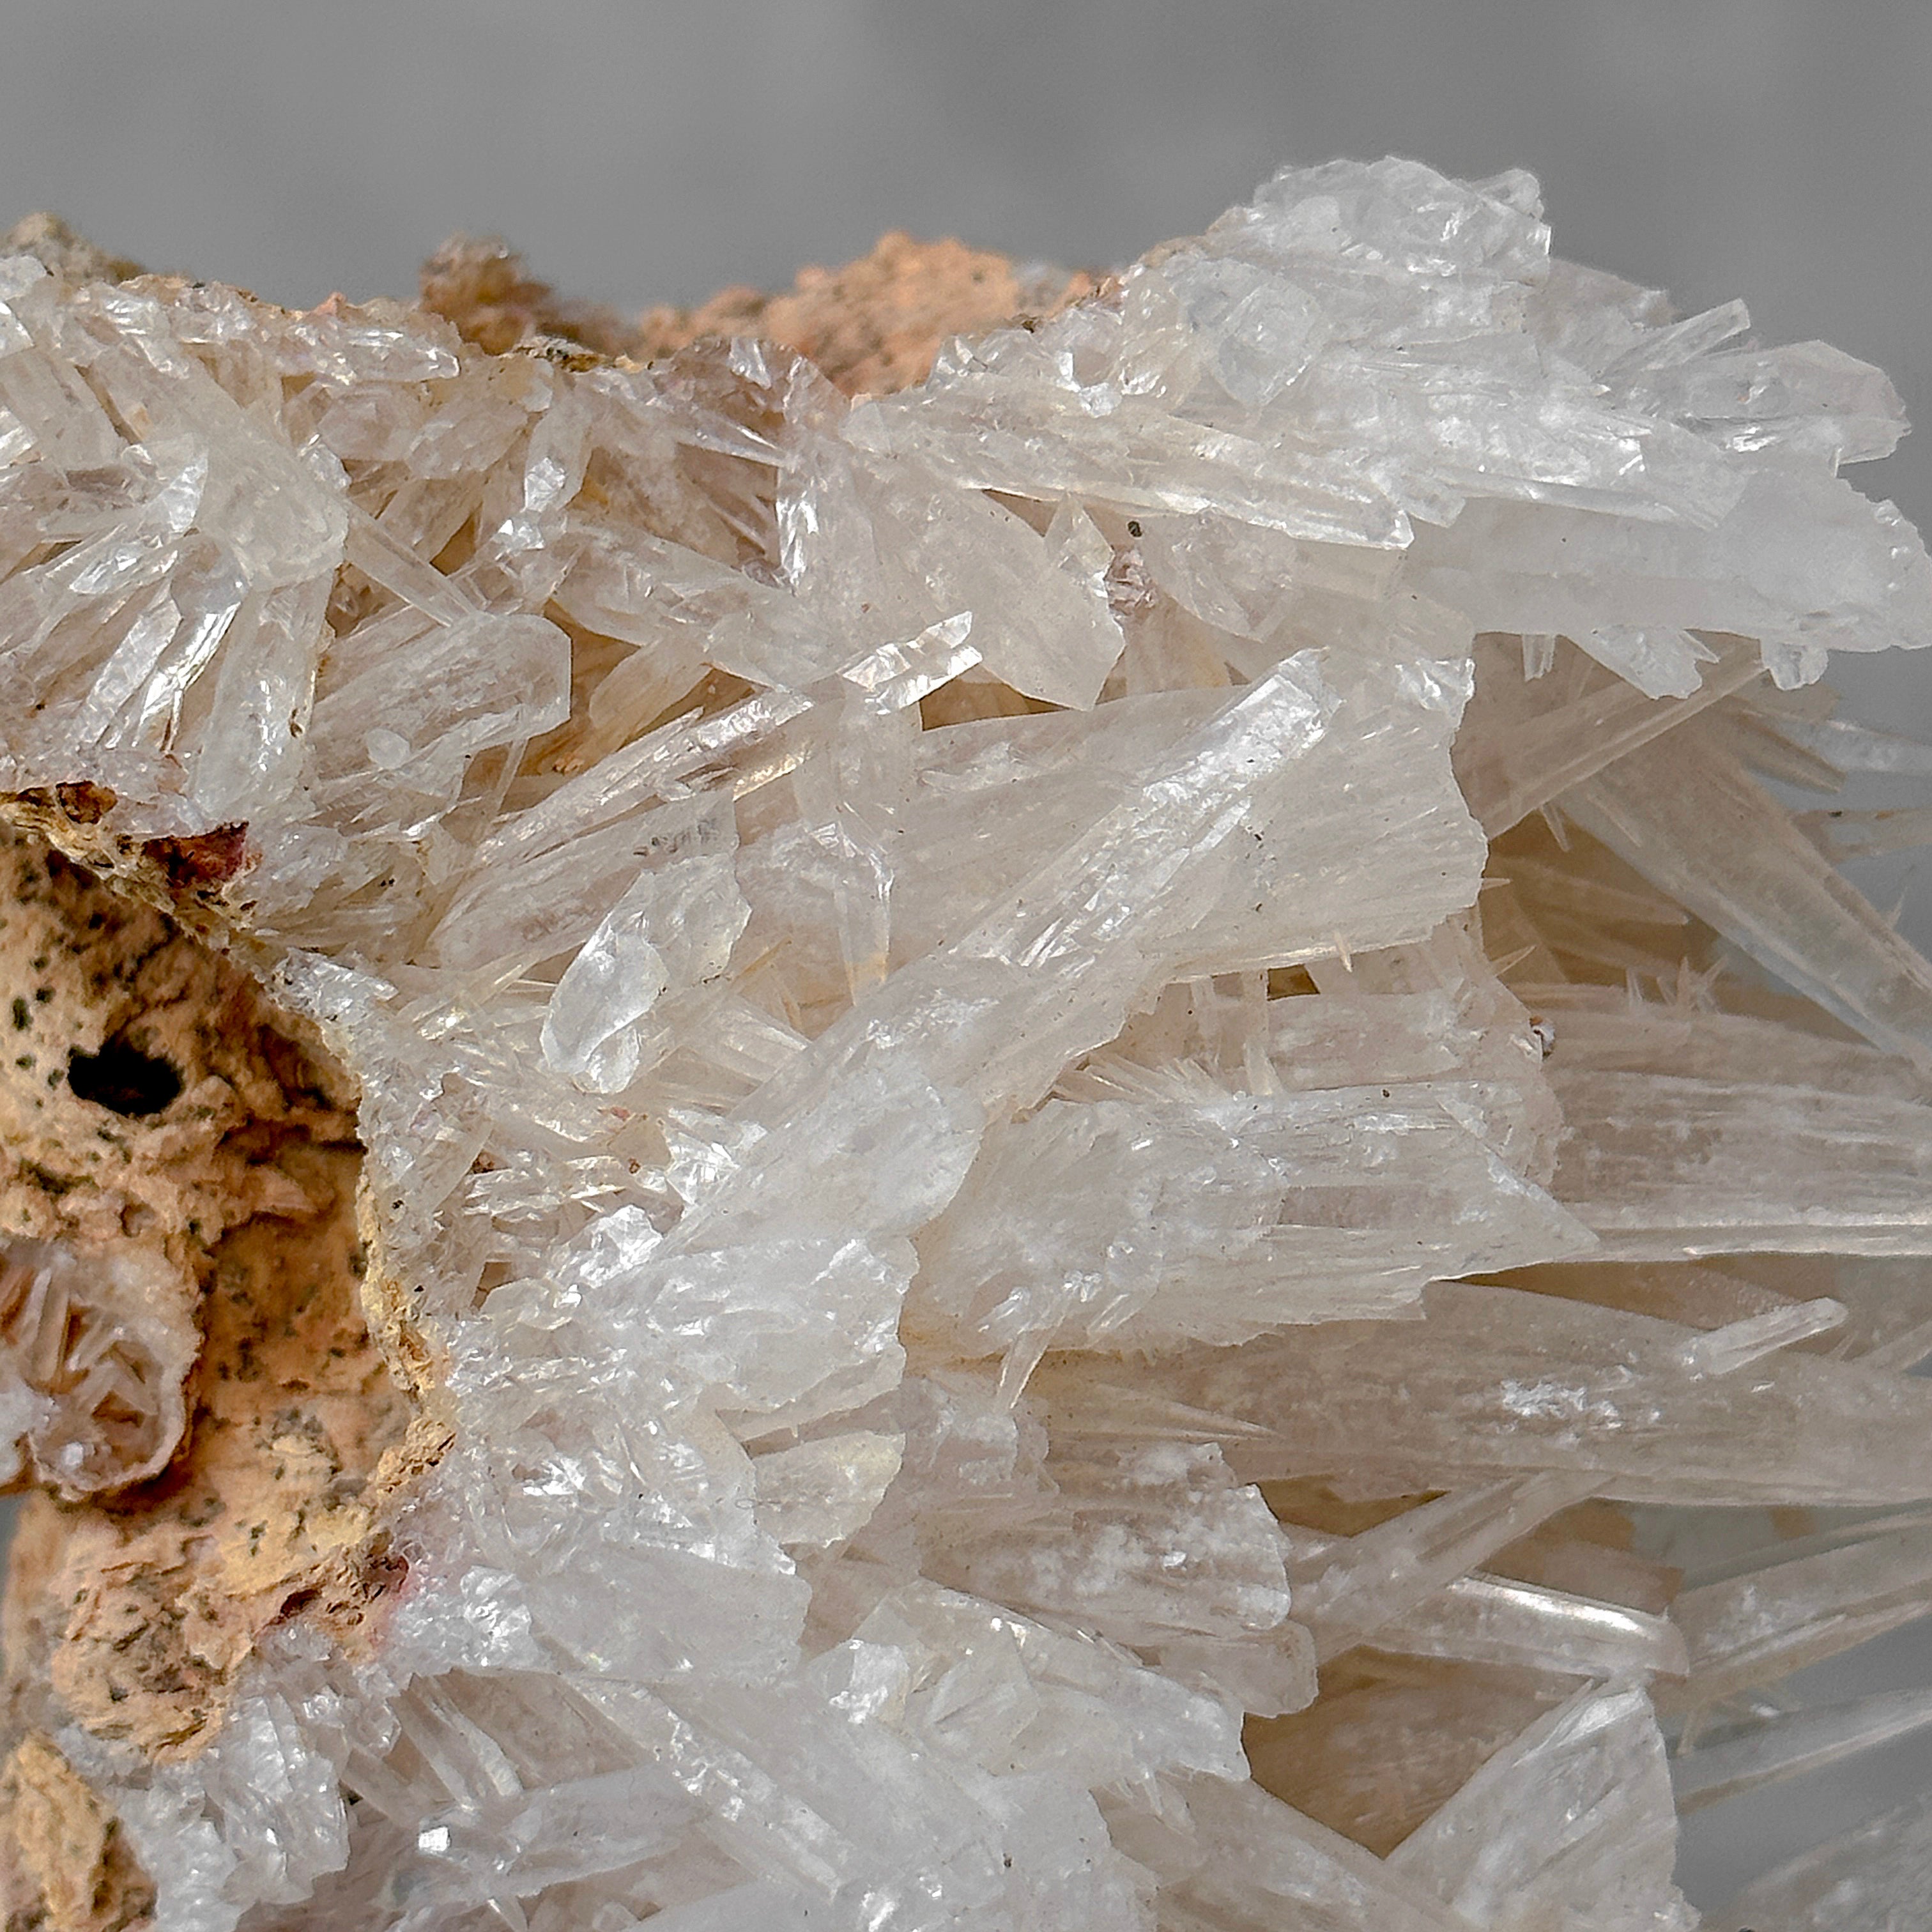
0,1732,153,1931
419,229,1098,401
634,233,1100,397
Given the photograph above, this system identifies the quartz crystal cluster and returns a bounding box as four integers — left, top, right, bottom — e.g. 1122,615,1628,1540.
0,158,1931,1930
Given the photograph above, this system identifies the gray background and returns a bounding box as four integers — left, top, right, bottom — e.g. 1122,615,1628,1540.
5,0,1932,1910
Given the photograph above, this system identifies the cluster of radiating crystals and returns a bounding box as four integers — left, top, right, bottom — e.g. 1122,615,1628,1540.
6,156,1932,1929
0,1236,192,1494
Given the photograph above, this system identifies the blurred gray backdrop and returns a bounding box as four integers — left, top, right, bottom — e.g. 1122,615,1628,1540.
5,0,1932,1912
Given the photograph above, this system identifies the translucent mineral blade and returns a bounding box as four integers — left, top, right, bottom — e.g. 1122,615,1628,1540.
1715,1791,1932,1931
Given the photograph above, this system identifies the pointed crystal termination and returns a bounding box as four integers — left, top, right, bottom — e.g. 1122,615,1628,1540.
0,155,1930,1930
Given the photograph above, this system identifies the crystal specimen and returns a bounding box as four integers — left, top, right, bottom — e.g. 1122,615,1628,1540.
0,156,1927,1929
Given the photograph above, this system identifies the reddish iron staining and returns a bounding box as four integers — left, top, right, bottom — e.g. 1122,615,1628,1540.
52,783,115,827
139,825,252,895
